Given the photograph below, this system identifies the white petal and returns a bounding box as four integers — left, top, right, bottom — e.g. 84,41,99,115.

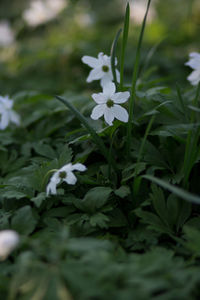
104,108,114,126
51,171,61,183
60,163,72,173
46,181,57,196
9,110,20,126
91,104,106,120
71,163,87,172
102,82,116,97
64,171,77,185
98,52,106,64
185,52,200,69
0,111,9,130
185,58,200,70
0,230,19,259
0,96,13,109
92,93,107,104
100,74,113,88
189,52,200,59
111,91,130,103
86,68,104,82
81,55,100,68
187,69,200,86
111,105,129,123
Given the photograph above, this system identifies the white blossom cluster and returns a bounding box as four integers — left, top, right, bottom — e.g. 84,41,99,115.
82,52,130,126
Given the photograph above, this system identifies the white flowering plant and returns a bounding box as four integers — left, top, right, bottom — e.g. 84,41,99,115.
1,1,200,299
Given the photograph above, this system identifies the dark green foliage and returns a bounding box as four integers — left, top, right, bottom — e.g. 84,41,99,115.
0,1,200,299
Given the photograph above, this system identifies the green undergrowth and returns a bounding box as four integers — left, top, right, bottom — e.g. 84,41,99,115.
1,2,200,300
0,79,200,299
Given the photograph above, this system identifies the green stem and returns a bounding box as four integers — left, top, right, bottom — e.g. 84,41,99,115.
119,2,130,90
111,28,122,89
126,0,152,156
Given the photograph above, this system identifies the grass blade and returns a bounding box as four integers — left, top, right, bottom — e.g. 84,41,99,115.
56,95,117,170
143,174,200,204
119,2,130,90
110,28,122,88
126,0,152,155
136,115,155,167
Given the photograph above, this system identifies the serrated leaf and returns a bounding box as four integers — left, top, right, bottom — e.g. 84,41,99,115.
114,185,130,198
150,184,168,226
31,192,46,208
33,142,56,159
89,213,110,228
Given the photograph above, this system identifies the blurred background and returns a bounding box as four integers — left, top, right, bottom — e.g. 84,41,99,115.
0,0,199,95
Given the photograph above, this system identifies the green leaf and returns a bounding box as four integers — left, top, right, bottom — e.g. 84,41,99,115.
114,185,130,198
31,192,46,208
33,142,56,159
0,188,27,200
184,226,200,255
89,212,110,228
11,205,38,235
177,201,192,230
166,194,179,227
135,207,172,235
150,184,168,226
73,187,112,213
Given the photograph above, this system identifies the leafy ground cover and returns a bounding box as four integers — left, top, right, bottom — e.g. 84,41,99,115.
0,1,200,299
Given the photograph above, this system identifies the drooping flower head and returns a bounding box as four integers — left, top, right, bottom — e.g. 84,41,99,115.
0,95,20,130
82,52,120,87
0,230,19,260
46,163,87,196
185,52,200,86
91,82,130,126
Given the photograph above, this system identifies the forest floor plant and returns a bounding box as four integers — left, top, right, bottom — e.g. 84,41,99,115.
0,1,200,299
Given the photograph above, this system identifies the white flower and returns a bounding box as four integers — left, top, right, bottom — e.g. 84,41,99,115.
130,0,156,24
0,230,19,260
91,82,130,126
46,163,87,196
0,21,15,47
0,95,20,130
185,52,200,86
23,0,67,27
82,52,120,87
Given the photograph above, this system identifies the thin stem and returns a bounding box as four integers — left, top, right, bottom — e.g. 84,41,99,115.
111,28,122,89
126,0,152,156
119,2,130,90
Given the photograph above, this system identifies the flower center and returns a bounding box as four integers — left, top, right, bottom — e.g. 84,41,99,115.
59,171,67,179
102,65,109,72
106,99,114,108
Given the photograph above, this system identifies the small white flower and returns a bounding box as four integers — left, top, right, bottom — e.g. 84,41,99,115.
23,0,67,27
46,163,87,196
185,52,200,86
82,52,120,87
0,21,15,47
0,230,19,260
0,95,20,130
91,82,130,126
